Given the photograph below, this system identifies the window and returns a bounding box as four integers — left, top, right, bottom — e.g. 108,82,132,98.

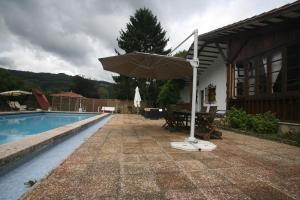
258,57,268,94
232,41,299,98
248,60,256,96
234,63,244,97
271,51,282,93
205,84,216,104
287,43,300,91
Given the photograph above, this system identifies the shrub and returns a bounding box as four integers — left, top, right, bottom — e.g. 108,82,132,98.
252,112,279,134
225,107,279,134
157,80,181,107
225,107,249,130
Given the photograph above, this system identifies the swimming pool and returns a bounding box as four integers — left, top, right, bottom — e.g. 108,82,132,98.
0,112,97,144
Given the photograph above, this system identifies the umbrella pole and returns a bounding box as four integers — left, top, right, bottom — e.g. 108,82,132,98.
170,29,216,151
187,29,199,142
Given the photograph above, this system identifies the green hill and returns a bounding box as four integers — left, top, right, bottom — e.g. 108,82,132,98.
0,68,114,98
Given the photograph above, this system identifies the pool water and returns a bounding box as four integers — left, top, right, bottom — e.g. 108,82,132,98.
0,113,96,144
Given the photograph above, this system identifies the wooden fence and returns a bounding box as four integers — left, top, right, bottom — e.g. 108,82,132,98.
50,96,147,114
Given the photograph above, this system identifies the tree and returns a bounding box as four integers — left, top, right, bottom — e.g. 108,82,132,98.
157,80,179,107
117,8,171,54
173,50,188,58
0,68,36,110
71,75,99,98
114,8,171,105
156,50,187,107
0,68,35,92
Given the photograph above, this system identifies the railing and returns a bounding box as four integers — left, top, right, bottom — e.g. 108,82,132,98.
228,94,300,122
50,96,147,114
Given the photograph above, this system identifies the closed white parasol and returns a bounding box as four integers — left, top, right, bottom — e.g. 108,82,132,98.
134,86,141,111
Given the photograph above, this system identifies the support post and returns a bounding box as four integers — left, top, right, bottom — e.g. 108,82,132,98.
170,29,216,151
187,29,199,142
226,63,232,110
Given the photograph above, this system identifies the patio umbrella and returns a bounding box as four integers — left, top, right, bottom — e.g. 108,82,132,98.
0,90,32,96
134,86,141,109
99,52,192,80
99,29,216,151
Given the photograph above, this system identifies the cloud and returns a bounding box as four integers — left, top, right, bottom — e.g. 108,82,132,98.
0,0,295,82
0,56,14,67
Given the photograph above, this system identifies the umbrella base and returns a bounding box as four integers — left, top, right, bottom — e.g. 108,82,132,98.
170,139,216,152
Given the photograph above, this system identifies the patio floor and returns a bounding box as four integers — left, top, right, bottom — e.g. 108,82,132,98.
24,114,300,200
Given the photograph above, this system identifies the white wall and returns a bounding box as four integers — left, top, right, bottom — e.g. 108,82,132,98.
197,56,227,111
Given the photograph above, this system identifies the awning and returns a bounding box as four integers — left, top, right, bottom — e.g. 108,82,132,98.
50,91,84,98
99,52,192,80
0,90,32,96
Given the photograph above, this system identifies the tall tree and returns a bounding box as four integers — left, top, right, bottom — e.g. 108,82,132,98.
173,50,188,58
117,8,171,54
71,75,99,98
114,8,171,105
156,50,187,107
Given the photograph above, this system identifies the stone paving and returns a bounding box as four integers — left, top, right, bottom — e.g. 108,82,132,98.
23,114,300,200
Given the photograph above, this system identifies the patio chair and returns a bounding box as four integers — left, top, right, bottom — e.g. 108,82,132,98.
7,101,17,110
195,106,222,140
208,106,217,114
200,106,207,113
14,101,27,111
162,108,186,131
173,111,186,130
215,110,227,128
162,111,177,131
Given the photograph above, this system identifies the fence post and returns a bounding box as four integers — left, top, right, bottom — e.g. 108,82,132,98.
51,96,54,110
92,99,95,112
68,97,71,111
60,96,62,111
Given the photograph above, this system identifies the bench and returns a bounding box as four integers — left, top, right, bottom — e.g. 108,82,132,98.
100,106,115,113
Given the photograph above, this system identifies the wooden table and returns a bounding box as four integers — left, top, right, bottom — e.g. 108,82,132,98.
173,111,212,128
173,111,191,128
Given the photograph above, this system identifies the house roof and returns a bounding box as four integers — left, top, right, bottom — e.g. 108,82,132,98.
196,1,300,42
51,91,84,98
186,1,300,71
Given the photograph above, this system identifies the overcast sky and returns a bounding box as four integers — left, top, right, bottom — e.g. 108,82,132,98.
0,0,295,82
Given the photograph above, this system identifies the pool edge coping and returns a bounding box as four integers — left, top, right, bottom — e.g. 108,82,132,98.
0,113,110,169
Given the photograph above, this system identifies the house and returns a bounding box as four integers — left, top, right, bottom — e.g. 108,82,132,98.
180,1,300,122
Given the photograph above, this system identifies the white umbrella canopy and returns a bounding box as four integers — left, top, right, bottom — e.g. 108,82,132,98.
134,86,141,108
0,90,32,96
99,52,192,80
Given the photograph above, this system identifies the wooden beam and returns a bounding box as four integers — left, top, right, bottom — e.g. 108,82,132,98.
197,42,208,57
226,63,233,102
215,42,228,62
198,44,226,50
276,15,294,21
199,54,218,58
199,63,210,66
229,39,249,62
198,59,214,62
202,50,219,54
